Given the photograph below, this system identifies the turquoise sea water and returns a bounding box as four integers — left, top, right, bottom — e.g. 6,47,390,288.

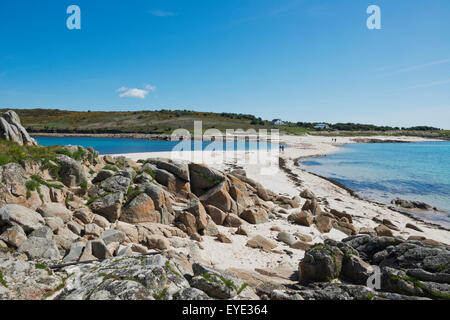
300,142,450,227
35,136,272,155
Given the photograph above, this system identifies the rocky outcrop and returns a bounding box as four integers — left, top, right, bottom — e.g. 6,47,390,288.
0,111,37,146
291,236,450,300
391,198,435,211
1,116,448,301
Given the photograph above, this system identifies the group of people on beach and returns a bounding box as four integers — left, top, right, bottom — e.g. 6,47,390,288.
279,144,286,153
332,138,338,143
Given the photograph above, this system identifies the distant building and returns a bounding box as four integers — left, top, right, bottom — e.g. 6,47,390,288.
314,123,330,130
270,119,286,126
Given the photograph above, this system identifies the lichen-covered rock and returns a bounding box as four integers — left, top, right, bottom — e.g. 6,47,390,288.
189,163,224,191
190,263,249,300
56,154,88,187
121,193,159,224
147,158,190,181
90,192,124,222
0,225,27,248
0,255,62,300
100,173,131,194
37,203,73,223
298,245,344,283
0,204,45,232
55,255,190,300
18,237,61,260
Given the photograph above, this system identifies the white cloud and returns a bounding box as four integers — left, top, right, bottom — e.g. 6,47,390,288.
149,10,175,17
144,84,156,91
119,88,149,99
116,86,128,92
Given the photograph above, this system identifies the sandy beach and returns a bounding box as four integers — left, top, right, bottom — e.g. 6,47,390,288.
108,134,449,284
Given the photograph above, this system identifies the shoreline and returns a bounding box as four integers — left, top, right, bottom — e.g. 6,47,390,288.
109,135,450,243
102,134,450,273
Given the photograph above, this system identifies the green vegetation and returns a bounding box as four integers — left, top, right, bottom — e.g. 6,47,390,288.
0,139,65,167
390,274,450,300
199,272,248,295
153,288,168,300
0,139,89,184
103,165,118,172
42,274,71,300
86,191,112,206
25,175,64,200
0,270,7,288
35,263,53,275
80,180,88,194
0,246,14,253
165,261,184,279
25,179,41,199
124,187,143,206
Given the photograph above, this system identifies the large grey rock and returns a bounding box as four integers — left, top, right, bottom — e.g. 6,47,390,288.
63,241,85,262
0,255,62,299
189,163,224,190
147,158,190,181
18,237,61,260
91,239,112,259
0,204,45,232
277,232,296,246
29,226,53,240
55,255,190,300
37,203,73,223
56,154,88,187
0,225,27,248
100,173,131,193
92,169,115,184
0,110,38,146
90,192,124,222
298,245,344,283
100,229,126,245
190,263,247,299
173,287,210,300
341,254,375,285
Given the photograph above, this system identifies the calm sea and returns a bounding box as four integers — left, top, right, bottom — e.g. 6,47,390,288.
34,136,273,155
300,141,450,228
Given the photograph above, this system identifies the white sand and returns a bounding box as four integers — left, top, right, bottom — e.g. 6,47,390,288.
111,135,449,278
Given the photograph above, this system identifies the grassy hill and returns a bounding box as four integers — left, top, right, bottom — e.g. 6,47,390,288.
1,108,308,135
1,108,449,138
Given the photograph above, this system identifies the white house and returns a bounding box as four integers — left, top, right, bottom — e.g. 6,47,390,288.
270,119,286,126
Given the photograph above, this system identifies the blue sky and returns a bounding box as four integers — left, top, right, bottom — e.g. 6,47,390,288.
0,0,449,128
